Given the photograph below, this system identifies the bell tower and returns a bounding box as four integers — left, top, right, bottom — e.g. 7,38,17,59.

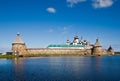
73,36,79,45
12,33,27,55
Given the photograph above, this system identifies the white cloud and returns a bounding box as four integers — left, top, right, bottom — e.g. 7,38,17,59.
46,7,56,13
92,0,114,8
67,0,86,7
48,29,54,33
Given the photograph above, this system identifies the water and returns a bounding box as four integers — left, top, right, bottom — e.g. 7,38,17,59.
0,56,120,81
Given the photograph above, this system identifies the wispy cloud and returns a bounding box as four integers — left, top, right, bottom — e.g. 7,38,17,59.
61,25,73,34
67,0,87,7
92,0,115,8
48,29,54,33
62,27,68,34
63,27,67,31
46,7,56,13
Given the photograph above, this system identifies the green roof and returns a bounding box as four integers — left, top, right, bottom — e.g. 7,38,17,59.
47,44,85,48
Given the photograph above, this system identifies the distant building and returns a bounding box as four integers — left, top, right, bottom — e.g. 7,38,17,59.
12,33,114,55
48,35,92,49
6,52,13,55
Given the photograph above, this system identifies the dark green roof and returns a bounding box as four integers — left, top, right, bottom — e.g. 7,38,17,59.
47,44,85,48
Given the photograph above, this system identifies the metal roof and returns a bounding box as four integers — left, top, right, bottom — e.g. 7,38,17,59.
47,44,85,48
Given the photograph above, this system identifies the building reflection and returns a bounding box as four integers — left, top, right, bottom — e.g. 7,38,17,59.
47,56,104,80
12,58,25,80
11,57,105,80
90,56,102,71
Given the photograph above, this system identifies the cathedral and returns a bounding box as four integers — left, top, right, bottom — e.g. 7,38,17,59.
12,33,114,55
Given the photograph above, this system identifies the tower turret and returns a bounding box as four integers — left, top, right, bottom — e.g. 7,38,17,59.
92,39,104,55
107,45,114,55
12,33,27,55
66,40,70,45
73,35,79,45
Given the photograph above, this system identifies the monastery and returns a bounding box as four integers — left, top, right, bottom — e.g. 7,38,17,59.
12,33,114,55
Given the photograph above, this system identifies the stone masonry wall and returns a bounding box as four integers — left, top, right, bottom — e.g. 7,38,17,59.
12,43,28,55
27,48,92,55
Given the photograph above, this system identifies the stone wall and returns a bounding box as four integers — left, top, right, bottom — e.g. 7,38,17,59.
12,45,114,55
27,48,92,55
12,43,27,55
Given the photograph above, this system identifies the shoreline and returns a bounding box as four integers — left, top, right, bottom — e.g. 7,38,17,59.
0,54,117,59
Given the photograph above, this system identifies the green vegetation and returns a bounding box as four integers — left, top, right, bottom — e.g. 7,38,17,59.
115,52,120,55
0,55,16,58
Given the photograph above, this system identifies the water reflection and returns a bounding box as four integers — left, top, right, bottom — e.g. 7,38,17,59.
46,57,86,80
13,58,25,80
0,56,120,81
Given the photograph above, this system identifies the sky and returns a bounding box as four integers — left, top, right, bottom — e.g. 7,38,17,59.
0,0,120,52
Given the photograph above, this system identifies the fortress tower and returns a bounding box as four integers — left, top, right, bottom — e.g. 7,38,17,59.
12,33,27,55
107,45,114,55
92,39,104,55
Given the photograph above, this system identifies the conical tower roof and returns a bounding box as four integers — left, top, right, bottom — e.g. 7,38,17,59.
13,32,24,44
94,39,101,47
108,45,113,51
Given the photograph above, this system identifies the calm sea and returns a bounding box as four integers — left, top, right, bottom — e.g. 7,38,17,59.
0,56,120,81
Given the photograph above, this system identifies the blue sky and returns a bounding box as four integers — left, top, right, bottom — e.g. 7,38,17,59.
0,0,120,52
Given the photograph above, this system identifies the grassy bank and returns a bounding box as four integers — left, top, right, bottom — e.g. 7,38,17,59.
0,54,115,58
115,52,120,55
0,55,16,58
